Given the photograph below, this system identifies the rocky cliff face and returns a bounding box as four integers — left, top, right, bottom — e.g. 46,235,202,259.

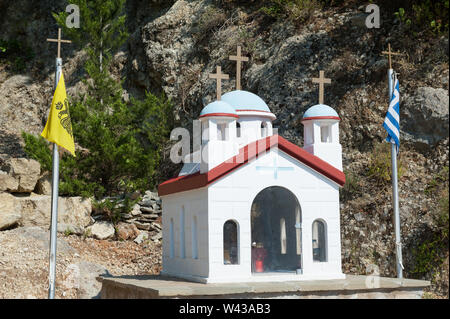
0,0,448,297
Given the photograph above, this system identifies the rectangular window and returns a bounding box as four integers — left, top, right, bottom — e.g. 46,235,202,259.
191,216,198,259
169,218,175,258
180,207,185,258
217,123,227,141
321,125,331,143
280,218,287,254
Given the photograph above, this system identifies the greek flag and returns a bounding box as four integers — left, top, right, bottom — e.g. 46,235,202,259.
383,74,400,152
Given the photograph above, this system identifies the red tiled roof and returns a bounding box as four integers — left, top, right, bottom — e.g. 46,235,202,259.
158,135,345,196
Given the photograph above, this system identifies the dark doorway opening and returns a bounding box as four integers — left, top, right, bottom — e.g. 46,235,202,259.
251,186,302,273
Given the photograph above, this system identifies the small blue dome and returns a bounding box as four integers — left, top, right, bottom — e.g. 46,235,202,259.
200,100,238,118
302,104,340,120
221,90,271,113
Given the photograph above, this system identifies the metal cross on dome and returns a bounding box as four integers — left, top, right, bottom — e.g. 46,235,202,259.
256,157,294,180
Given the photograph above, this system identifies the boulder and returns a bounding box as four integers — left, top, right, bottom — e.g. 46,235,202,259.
35,172,52,195
0,158,41,192
402,87,449,149
57,223,85,236
86,221,115,240
16,195,92,228
0,192,21,230
0,171,18,192
116,222,140,240
63,261,111,299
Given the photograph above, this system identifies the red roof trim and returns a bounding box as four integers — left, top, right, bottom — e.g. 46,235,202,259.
158,135,345,196
236,109,272,113
301,116,341,122
199,113,239,118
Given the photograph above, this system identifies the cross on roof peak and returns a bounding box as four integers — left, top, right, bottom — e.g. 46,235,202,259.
312,70,331,105
47,28,72,59
381,43,404,69
229,46,249,90
209,66,229,100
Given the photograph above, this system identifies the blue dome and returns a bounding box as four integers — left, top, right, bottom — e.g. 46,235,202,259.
221,90,271,113
302,104,340,120
200,100,238,118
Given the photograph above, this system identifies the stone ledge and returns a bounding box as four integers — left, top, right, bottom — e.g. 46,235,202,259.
99,274,430,299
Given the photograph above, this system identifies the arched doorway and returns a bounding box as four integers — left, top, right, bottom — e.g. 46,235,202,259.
251,186,302,273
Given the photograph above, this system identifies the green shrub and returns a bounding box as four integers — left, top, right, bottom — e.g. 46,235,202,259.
21,132,52,172
340,169,361,201
424,166,449,195
367,143,403,184
92,195,139,225
412,187,449,277
23,0,175,204
0,38,34,72
394,0,449,35
23,91,173,200
260,0,321,23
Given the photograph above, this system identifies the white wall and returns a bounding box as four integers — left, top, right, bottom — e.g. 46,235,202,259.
207,148,344,282
161,188,210,280
237,116,273,147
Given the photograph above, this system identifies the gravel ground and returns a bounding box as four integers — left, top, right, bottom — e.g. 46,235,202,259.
0,226,162,299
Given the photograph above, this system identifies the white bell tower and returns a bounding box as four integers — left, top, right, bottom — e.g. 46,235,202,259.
199,101,239,173
302,71,342,171
302,107,342,171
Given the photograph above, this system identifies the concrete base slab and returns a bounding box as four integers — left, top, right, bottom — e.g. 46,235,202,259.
99,274,430,299
160,270,347,283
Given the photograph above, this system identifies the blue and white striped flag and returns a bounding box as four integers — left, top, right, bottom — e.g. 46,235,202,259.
383,74,400,152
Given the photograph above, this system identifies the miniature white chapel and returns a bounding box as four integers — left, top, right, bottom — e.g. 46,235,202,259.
158,47,346,283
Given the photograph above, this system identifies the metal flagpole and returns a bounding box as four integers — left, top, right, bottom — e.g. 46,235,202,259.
388,68,403,279
48,58,62,299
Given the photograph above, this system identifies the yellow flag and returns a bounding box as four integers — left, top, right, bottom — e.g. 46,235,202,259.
41,72,75,156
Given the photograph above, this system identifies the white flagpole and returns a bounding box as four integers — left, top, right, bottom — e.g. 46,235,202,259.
48,57,62,299
388,68,403,279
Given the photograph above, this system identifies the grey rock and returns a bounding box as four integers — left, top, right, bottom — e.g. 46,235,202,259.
35,172,52,195
17,195,92,229
134,231,149,244
132,221,152,231
151,222,162,230
86,221,115,240
138,199,154,207
140,206,155,213
0,171,18,192
63,261,111,299
57,223,85,236
354,213,364,222
116,222,140,240
144,191,160,201
402,87,449,149
0,158,41,192
349,13,368,28
151,232,162,242
130,204,142,216
0,192,21,230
